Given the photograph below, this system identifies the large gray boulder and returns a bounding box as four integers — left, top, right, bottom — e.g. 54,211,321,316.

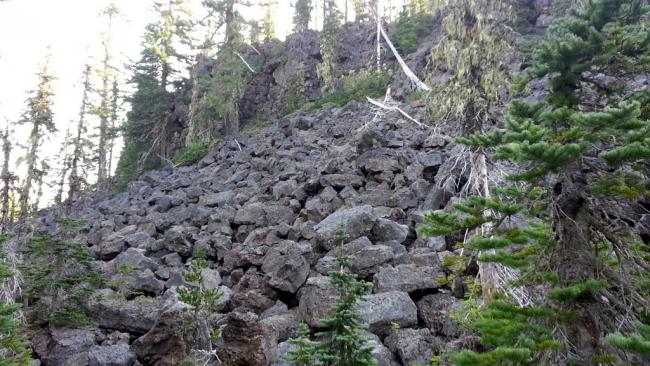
372,218,409,243
355,291,418,333
314,205,376,250
373,264,445,293
384,328,443,366
33,327,96,366
86,295,161,334
199,190,236,207
217,311,278,366
261,241,310,293
132,300,209,366
417,294,463,337
88,343,136,366
298,276,339,328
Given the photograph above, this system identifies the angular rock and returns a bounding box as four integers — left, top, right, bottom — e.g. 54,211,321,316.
298,276,339,328
217,311,278,366
314,205,376,250
372,218,409,243
417,294,463,337
355,291,417,333
199,190,236,207
132,268,165,295
373,264,445,293
132,300,209,366
384,328,443,365
234,203,267,226
261,241,310,293
87,296,161,334
357,148,400,173
88,343,136,366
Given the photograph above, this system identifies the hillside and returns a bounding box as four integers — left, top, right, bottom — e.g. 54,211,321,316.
2,1,649,366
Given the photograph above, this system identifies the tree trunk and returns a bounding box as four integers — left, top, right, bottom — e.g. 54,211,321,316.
0,127,13,232
67,65,91,209
18,122,40,218
97,37,111,186
552,165,607,362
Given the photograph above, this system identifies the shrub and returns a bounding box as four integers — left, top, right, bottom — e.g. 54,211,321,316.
114,142,162,192
22,218,101,326
309,70,390,111
172,140,217,167
390,13,434,54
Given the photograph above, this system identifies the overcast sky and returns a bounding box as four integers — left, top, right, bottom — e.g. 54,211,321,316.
0,0,402,206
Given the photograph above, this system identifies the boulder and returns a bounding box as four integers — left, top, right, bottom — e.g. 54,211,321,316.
314,205,376,250
372,218,409,243
132,300,209,366
357,148,400,173
131,268,165,295
234,203,267,226
87,296,161,334
88,343,136,366
261,241,310,293
33,327,96,366
199,190,236,207
373,264,445,293
162,225,196,257
417,294,463,337
384,328,443,366
107,248,159,273
217,311,278,366
298,276,339,328
355,291,418,333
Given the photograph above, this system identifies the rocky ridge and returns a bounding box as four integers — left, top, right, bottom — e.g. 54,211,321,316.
28,100,480,366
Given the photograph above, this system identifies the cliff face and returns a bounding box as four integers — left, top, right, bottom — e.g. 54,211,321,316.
22,4,582,366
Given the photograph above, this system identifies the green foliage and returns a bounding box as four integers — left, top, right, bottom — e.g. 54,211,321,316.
607,322,650,356
172,140,218,167
449,300,560,366
105,264,141,300
177,250,222,340
390,12,434,54
420,0,650,363
309,70,390,110
286,225,376,366
0,234,30,366
114,141,162,192
426,0,514,131
21,219,101,326
317,0,343,91
547,280,608,301
293,0,312,32
283,72,308,115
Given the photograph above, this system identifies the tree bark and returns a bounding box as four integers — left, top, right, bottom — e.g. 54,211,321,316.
0,127,13,232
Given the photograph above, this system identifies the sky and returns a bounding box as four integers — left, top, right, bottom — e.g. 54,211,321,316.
0,0,403,206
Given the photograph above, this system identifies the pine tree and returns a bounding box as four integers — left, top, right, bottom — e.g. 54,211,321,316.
177,249,223,361
286,225,376,366
0,234,30,366
16,58,56,218
96,3,120,187
263,0,276,41
115,0,193,190
21,218,101,326
317,0,342,92
53,126,72,206
293,0,312,32
425,0,515,303
106,77,120,182
186,0,248,143
421,0,650,363
0,127,17,233
67,65,94,208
